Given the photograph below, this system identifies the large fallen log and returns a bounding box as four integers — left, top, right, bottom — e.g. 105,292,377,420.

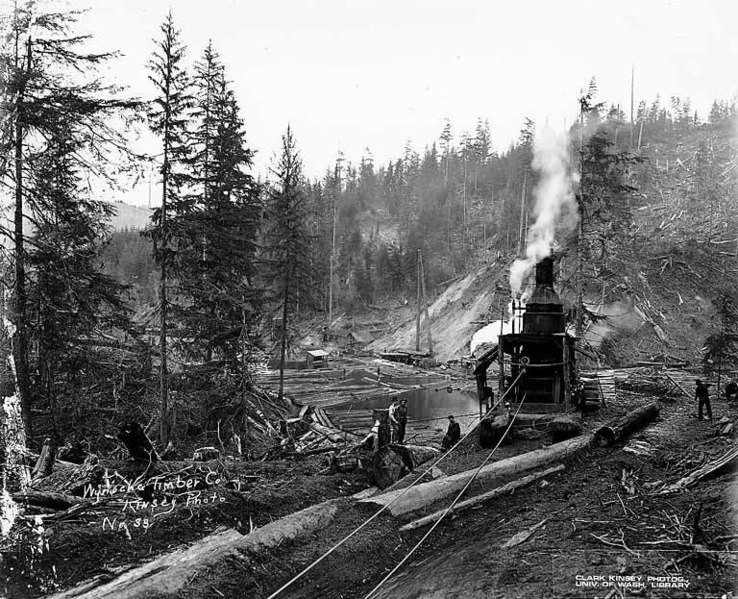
594,402,660,447
371,444,441,489
361,434,593,516
46,498,343,599
510,413,558,427
400,463,564,531
11,490,85,510
666,445,738,491
548,416,582,441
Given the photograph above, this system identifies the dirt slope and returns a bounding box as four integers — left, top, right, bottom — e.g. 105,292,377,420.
366,257,512,362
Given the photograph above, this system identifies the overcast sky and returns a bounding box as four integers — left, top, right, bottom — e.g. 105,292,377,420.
66,0,738,205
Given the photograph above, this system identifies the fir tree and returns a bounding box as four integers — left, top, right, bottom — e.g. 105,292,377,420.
145,11,193,444
1,2,139,436
262,126,314,399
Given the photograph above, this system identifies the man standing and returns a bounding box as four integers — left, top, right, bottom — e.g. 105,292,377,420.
388,398,400,443
395,399,408,444
695,379,713,421
442,415,461,450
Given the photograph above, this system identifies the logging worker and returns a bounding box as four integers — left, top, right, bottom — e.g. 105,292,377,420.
388,398,400,443
695,379,713,421
725,380,738,402
396,399,409,444
442,415,461,450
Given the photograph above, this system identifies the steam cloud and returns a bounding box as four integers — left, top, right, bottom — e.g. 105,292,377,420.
509,124,579,295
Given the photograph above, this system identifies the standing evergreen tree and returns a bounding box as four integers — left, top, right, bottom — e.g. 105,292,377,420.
1,2,139,437
176,44,260,363
146,11,193,444
26,120,129,437
262,126,313,400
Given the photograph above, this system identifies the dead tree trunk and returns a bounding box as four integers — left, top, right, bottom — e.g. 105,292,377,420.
594,402,660,447
32,437,55,480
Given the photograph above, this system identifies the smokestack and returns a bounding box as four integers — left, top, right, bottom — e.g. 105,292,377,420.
522,256,565,335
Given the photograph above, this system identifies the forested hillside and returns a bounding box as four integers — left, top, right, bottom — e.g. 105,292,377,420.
0,0,736,479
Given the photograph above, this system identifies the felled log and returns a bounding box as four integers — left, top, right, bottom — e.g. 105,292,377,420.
594,402,660,447
361,434,593,516
45,499,343,599
32,454,104,497
32,438,56,480
11,490,84,510
371,444,441,489
117,422,160,462
400,464,564,531
307,422,360,444
511,413,558,427
548,416,582,441
667,445,738,491
479,407,510,448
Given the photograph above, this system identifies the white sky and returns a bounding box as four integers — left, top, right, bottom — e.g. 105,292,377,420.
57,0,738,204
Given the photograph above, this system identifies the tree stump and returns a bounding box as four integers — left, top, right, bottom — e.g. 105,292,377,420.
479,407,510,448
118,422,160,462
371,443,441,489
32,437,56,480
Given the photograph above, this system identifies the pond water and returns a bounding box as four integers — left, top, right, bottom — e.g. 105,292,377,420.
333,385,482,422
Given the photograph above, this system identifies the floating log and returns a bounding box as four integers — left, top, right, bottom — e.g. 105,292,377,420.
362,434,593,516
594,402,660,447
45,498,343,599
372,444,441,489
400,464,564,531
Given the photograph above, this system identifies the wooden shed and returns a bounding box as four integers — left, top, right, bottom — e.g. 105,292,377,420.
306,349,330,369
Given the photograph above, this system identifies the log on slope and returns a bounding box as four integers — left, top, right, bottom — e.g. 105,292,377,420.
361,434,594,516
46,498,343,599
594,402,660,447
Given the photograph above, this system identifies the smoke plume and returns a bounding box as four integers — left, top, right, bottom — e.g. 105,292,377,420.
509,124,579,295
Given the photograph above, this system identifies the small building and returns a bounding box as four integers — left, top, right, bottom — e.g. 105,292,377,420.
345,330,372,350
306,349,330,369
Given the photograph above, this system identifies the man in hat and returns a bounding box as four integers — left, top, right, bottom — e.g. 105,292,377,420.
442,415,461,450
395,398,409,444
695,379,713,421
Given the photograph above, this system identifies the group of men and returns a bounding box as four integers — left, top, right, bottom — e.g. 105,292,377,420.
387,397,461,449
694,378,738,421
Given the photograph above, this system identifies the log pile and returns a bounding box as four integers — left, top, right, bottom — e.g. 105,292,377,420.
280,405,363,456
